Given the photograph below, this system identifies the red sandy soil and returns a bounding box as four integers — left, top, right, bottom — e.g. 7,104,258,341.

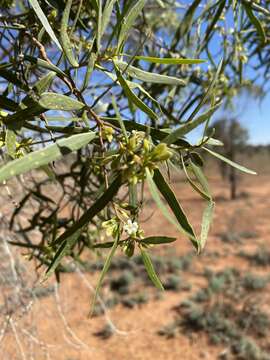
0,172,269,360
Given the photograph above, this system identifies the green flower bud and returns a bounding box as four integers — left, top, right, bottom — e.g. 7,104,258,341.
150,143,172,162
123,241,135,257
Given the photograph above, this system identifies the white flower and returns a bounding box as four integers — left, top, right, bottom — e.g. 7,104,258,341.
123,219,138,237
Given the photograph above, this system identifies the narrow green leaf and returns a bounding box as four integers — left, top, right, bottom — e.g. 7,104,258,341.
0,132,96,183
164,102,221,145
102,67,160,107
140,248,164,290
200,0,226,51
105,118,191,147
203,147,257,175
171,0,202,49
39,92,85,111
24,55,67,78
90,235,119,315
114,64,158,120
201,137,224,146
100,0,117,41
153,169,197,242
133,56,206,65
93,241,115,248
81,52,97,91
186,59,223,123
5,128,16,159
141,236,176,245
43,116,82,122
21,72,56,108
243,1,266,44
118,0,146,50
0,69,28,91
0,95,19,111
155,0,165,7
111,95,128,141
60,0,79,67
200,201,215,251
146,168,197,249
28,0,62,50
190,162,211,196
3,103,45,127
115,60,186,86
179,157,211,201
43,228,81,281
54,174,122,245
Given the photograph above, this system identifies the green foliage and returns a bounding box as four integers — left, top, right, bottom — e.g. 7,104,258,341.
0,0,267,309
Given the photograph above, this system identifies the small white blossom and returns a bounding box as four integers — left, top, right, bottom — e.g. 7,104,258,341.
123,219,138,237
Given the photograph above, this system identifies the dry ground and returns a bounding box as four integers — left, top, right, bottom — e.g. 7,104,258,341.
0,168,269,360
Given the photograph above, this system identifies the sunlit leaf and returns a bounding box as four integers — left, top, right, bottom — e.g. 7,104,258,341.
203,147,257,175
115,60,186,86
0,132,96,183
114,63,158,120
39,92,85,111
28,0,62,50
200,201,215,251
133,56,206,65
164,102,221,145
118,0,146,50
140,248,164,290
60,0,79,67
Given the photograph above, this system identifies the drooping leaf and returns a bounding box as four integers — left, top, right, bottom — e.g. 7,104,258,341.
100,0,117,43
178,157,211,201
28,0,62,50
203,147,257,175
90,235,119,315
200,201,215,251
140,248,164,290
115,60,186,86
60,0,79,67
153,169,196,238
190,162,211,196
39,92,85,111
146,168,197,249
243,1,266,44
0,132,96,183
118,0,146,50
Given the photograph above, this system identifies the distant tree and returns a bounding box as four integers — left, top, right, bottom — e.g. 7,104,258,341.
210,118,249,199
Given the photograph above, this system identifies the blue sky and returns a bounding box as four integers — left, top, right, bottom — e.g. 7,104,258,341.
185,91,270,146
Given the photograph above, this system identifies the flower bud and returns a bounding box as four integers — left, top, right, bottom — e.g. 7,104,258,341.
150,143,172,162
